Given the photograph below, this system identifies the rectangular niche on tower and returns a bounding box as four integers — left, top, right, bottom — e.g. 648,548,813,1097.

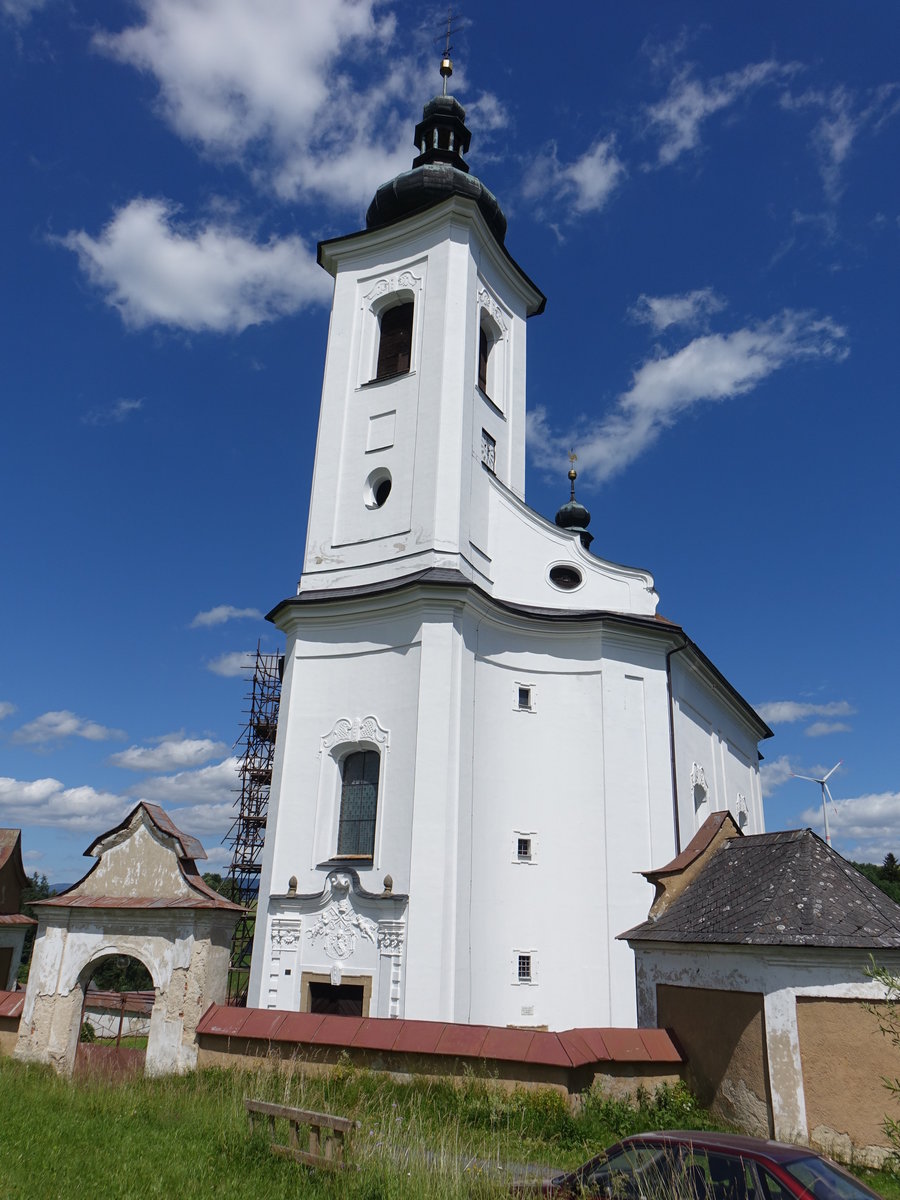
367,410,396,453
481,429,496,473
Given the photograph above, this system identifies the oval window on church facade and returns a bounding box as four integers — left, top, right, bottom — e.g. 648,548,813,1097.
548,564,583,590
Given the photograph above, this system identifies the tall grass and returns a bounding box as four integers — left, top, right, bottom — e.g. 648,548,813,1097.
1,1057,713,1199
3,1058,896,1199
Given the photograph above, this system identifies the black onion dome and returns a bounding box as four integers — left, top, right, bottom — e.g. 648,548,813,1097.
555,498,592,532
366,93,508,245
555,470,593,550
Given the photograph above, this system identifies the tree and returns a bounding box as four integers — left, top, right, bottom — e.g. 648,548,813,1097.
851,861,900,906
89,955,152,992
202,872,242,903
17,872,55,983
884,853,900,883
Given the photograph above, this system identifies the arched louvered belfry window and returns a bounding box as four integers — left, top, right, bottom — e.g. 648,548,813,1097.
375,301,413,380
337,750,380,857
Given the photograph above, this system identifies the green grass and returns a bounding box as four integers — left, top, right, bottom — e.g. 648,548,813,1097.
1,1057,896,1199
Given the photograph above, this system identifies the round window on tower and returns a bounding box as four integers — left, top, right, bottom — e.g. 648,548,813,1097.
548,564,583,590
364,468,392,510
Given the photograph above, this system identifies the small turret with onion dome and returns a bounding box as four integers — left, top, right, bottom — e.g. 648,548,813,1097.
365,39,507,245
555,453,593,550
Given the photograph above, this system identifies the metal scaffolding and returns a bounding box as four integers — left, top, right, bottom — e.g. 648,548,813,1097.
225,645,283,1005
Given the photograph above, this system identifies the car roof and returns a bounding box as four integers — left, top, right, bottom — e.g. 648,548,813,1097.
619,1131,815,1164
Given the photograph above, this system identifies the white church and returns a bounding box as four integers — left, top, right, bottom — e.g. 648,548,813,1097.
247,63,771,1030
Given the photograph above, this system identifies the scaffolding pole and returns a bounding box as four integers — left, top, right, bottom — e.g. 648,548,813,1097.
225,644,283,1005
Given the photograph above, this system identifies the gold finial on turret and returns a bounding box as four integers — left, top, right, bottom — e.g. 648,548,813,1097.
568,450,578,494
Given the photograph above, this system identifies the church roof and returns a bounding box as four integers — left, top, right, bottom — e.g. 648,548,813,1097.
365,89,508,245
623,827,900,949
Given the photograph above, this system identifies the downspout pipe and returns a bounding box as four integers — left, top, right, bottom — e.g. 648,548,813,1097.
666,636,690,856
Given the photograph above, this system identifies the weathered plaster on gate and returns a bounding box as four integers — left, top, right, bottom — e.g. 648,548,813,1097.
14,803,241,1077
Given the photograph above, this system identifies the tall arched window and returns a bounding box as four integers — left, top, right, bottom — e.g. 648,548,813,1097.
337,750,380,857
478,323,491,394
375,301,413,380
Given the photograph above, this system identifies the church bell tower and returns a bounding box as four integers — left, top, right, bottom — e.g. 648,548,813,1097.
300,64,545,595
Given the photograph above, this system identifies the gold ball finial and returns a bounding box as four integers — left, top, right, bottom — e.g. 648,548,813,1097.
440,55,453,78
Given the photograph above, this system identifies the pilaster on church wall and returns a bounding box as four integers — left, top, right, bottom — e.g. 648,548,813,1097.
402,612,467,1021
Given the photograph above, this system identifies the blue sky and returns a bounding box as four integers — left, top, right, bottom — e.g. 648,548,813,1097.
2,1,898,885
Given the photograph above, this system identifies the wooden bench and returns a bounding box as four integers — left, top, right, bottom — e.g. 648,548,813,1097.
245,1099,358,1170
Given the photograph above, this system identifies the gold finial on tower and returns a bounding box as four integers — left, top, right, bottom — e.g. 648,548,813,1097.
568,450,578,496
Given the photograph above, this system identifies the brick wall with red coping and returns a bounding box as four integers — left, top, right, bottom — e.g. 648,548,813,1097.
0,989,685,1096
194,1003,684,1097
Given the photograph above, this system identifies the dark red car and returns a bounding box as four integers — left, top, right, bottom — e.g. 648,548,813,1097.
523,1130,883,1200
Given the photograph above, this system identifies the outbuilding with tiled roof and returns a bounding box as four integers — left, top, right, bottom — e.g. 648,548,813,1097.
621,814,900,1168
0,829,36,988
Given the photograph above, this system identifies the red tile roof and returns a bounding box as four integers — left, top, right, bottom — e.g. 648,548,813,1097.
195,1004,683,1070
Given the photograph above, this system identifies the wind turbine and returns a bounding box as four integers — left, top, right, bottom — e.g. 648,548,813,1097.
793,760,842,846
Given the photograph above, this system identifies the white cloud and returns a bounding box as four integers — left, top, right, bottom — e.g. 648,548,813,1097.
0,701,15,720
465,91,509,135
528,309,848,485
781,84,900,205
1,0,48,21
161,801,236,840
0,775,129,831
630,288,726,332
199,843,235,873
132,756,240,808
647,60,799,166
12,710,126,746
191,604,263,628
804,721,852,739
523,136,625,218
82,398,144,427
110,736,227,772
799,791,900,862
62,198,330,333
755,699,855,725
93,0,419,208
207,651,253,678
760,755,798,795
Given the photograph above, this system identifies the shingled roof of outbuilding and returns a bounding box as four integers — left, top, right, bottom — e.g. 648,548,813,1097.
622,828,900,949
0,829,28,885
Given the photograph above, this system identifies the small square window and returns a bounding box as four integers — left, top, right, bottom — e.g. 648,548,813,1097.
517,954,532,982
517,837,532,861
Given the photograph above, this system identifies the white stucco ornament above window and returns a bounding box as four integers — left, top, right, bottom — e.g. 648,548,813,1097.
307,873,378,959
321,715,390,754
